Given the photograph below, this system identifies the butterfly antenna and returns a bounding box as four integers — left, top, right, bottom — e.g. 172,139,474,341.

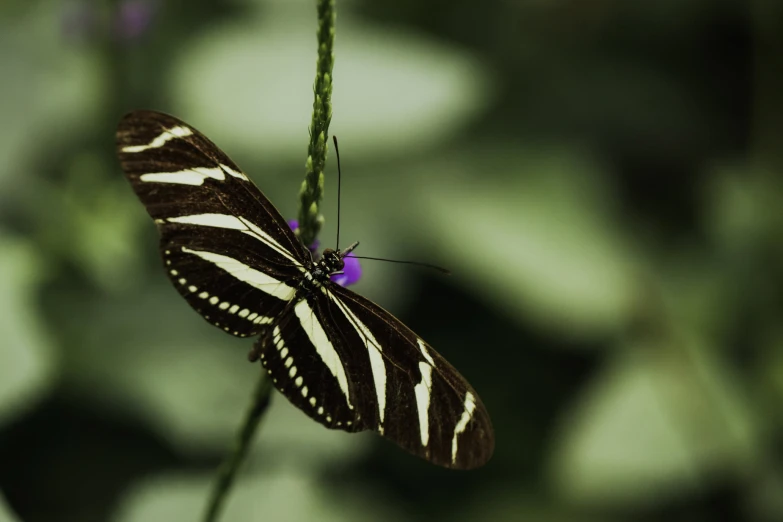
352,256,451,275
333,135,342,251
330,136,447,275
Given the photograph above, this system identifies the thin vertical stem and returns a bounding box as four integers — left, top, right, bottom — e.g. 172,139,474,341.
298,0,336,248
202,2,338,520
202,373,274,522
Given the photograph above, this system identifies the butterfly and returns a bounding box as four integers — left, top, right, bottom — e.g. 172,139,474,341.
116,110,494,469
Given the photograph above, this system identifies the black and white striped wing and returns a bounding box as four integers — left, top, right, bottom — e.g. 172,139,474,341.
255,283,495,469
116,111,310,337
117,110,494,469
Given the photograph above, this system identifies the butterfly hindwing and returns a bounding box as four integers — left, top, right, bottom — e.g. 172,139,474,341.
323,283,493,469
253,295,364,432
256,279,494,469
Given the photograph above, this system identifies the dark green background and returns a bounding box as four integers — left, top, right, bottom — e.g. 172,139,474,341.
1,0,782,521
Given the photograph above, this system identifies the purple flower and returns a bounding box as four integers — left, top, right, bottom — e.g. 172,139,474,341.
329,252,362,287
288,220,361,287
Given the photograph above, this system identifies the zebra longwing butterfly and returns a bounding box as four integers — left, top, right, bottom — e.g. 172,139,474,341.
116,110,494,469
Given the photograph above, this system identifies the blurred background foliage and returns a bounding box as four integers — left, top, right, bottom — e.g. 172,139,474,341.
0,0,782,521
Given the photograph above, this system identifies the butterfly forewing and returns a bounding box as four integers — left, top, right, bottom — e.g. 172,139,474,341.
117,111,309,335
158,233,296,337
117,110,494,469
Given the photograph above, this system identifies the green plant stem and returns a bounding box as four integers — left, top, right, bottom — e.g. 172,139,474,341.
298,0,336,247
203,372,274,522
202,2,337,521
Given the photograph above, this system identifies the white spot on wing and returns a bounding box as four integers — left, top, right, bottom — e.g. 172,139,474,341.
414,362,433,447
122,126,193,153
219,164,249,181
139,167,225,186
139,162,248,186
451,392,477,464
167,213,245,229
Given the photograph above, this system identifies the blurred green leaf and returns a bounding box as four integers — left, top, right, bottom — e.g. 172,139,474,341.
549,335,760,508
0,4,101,191
0,233,56,427
408,144,637,337
113,468,406,522
37,152,146,292
170,6,493,162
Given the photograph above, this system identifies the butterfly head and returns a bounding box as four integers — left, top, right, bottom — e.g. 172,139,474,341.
317,241,360,280
320,248,345,275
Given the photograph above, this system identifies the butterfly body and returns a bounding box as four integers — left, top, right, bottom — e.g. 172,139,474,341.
116,110,494,469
